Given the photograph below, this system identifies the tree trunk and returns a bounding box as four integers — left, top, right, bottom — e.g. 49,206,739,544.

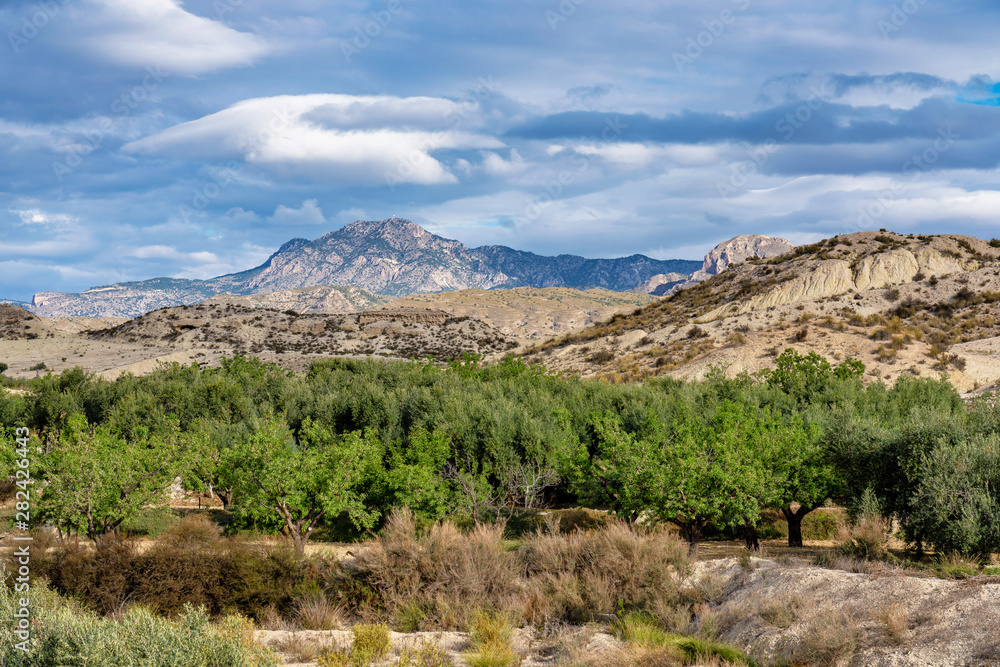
782,505,814,548
743,519,760,551
681,520,704,559
218,487,234,510
291,529,306,558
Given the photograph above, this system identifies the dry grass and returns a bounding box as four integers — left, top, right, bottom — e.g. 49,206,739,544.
872,602,909,645
791,608,860,667
294,591,345,630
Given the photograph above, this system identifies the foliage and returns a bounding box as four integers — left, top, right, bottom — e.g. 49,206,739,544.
36,414,194,540
224,417,383,555
0,576,277,667
908,434,1000,556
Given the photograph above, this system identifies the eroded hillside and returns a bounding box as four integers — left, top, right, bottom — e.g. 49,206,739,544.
524,232,1000,392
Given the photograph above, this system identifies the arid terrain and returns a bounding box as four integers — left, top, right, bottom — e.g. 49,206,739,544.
525,231,1000,393
0,302,516,378
252,555,1000,667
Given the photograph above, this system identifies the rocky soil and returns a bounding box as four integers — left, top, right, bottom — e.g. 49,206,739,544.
254,557,1000,666
0,303,517,379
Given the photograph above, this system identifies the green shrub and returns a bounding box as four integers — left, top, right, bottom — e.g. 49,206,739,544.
351,622,392,664
0,578,277,667
464,611,519,667
34,532,322,619
397,639,455,666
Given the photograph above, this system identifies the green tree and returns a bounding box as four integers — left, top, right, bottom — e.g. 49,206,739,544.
767,417,834,547
908,434,1000,557
224,417,382,557
37,414,193,540
590,403,777,557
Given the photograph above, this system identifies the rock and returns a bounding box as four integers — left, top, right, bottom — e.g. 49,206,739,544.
698,260,855,322
634,273,689,295
692,234,796,281
853,249,920,290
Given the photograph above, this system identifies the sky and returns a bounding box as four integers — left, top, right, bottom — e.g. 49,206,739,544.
1,0,999,301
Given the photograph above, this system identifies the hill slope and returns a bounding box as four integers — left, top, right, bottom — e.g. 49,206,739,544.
30,218,700,317
524,231,1000,392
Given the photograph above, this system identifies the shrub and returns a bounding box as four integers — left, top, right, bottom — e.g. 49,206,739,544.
686,325,708,339
352,622,392,664
873,602,909,644
34,533,320,619
0,579,277,667
794,609,859,666
294,591,344,630
398,639,455,667
886,288,901,301
614,613,754,665
464,611,519,667
991,238,1000,248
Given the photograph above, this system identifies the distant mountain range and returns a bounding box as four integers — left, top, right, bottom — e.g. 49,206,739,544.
30,218,702,317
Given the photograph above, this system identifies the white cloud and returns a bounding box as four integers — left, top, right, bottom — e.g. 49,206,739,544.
10,209,77,227
68,0,271,75
123,94,505,185
269,199,326,225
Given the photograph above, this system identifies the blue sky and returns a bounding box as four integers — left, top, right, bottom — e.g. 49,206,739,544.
1,0,999,301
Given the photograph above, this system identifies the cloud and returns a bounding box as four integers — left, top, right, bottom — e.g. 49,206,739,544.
269,199,326,225
66,0,271,76
123,94,506,185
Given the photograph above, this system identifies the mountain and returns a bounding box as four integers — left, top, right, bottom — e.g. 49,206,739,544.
523,231,1000,394
653,234,797,296
30,218,701,317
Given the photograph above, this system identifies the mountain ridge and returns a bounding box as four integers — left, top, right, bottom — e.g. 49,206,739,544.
30,218,701,317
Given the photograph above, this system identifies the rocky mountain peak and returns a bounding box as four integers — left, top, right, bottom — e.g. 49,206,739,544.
692,234,796,281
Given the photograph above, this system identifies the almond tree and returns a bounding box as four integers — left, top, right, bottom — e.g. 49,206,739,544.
223,417,382,557
37,414,193,540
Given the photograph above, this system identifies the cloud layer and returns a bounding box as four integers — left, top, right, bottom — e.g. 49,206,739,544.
1,0,1000,299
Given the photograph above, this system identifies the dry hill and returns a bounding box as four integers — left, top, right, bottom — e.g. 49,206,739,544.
384,287,656,340
524,231,1000,392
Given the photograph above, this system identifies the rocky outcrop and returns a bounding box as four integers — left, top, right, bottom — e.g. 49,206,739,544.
634,272,689,296
698,260,855,322
853,249,920,290
691,234,796,281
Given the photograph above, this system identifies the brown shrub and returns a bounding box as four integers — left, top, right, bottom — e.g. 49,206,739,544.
355,510,691,631
792,608,860,666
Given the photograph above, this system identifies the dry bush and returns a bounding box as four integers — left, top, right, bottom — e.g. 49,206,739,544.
872,602,909,644
294,591,345,630
758,595,802,629
274,634,329,663
792,608,860,667
354,509,523,628
355,511,691,631
838,514,891,560
520,522,690,627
